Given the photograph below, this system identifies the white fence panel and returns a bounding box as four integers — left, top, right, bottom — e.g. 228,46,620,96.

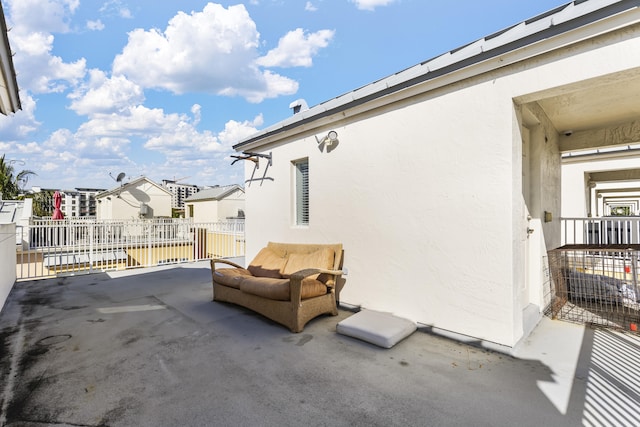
16,219,245,280
562,217,640,246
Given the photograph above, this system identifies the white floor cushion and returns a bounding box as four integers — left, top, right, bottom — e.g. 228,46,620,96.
336,309,417,348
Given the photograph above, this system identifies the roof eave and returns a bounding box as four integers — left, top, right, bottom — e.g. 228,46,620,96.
0,1,21,115
234,0,639,152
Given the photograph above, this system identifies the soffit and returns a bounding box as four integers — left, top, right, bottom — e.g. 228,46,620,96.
537,71,640,133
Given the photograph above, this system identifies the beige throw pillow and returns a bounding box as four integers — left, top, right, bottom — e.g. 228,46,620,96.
248,247,287,278
281,247,334,279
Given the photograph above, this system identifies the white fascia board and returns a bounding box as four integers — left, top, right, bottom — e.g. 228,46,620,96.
351,79,390,101
235,0,640,152
0,3,20,115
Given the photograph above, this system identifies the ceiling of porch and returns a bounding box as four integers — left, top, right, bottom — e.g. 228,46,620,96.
533,68,640,154
523,68,640,194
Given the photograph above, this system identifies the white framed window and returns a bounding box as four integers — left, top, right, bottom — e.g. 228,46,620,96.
293,158,309,226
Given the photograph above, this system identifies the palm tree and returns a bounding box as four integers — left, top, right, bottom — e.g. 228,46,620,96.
0,154,36,200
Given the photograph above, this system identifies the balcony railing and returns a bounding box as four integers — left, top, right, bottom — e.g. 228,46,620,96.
16,218,245,280
561,217,640,246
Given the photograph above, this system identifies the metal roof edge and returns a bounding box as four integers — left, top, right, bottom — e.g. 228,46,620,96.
185,184,244,202
0,1,21,114
234,0,637,151
97,176,171,198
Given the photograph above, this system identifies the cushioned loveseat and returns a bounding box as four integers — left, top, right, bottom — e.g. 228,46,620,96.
210,242,344,332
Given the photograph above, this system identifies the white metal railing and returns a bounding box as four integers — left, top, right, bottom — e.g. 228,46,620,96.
561,217,640,246
16,219,245,280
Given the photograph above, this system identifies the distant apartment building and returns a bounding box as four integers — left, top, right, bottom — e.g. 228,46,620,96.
161,179,200,209
27,187,104,218
62,188,104,217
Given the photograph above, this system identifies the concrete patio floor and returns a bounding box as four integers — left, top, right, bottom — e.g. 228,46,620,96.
0,261,639,426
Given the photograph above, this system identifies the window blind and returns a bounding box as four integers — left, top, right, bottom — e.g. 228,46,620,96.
295,159,309,225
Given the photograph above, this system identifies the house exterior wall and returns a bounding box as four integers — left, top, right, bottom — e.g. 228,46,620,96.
562,155,640,218
218,189,245,219
186,189,245,222
0,223,16,312
97,181,172,220
242,23,640,347
188,199,219,223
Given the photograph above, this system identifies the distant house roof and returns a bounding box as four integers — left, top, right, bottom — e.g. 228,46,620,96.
0,200,21,223
0,1,21,115
96,176,172,199
0,198,31,224
234,0,636,150
185,185,243,202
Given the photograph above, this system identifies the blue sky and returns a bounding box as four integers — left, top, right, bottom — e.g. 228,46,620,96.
0,0,564,191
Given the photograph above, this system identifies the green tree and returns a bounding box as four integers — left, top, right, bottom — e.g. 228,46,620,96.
0,154,36,200
27,189,55,217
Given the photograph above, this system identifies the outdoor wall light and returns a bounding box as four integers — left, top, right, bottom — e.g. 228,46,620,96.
316,130,338,152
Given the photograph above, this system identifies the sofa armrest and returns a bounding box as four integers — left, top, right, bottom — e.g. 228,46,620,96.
211,258,246,270
291,268,343,282
289,268,343,303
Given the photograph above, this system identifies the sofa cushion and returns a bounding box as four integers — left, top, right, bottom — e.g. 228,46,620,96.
280,247,334,279
239,276,328,301
213,267,251,289
247,247,287,278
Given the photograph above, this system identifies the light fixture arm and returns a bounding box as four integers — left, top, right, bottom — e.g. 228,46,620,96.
315,131,339,152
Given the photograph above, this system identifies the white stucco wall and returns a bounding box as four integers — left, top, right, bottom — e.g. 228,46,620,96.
242,23,640,347
562,155,640,218
0,223,16,312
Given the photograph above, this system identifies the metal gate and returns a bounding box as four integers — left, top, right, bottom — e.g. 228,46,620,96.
547,245,640,333
16,219,245,280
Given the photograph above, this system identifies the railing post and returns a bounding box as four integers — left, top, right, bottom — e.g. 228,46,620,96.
147,222,153,267
15,218,245,280
89,223,94,273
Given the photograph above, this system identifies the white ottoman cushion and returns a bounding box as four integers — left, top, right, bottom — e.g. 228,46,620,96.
337,309,417,348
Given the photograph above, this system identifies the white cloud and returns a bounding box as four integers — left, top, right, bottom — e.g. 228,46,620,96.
87,19,105,31
217,115,263,148
68,70,145,115
0,94,40,139
256,28,334,68
7,0,79,34
112,3,320,102
2,127,130,188
140,114,261,185
4,103,254,187
350,0,397,11
75,105,176,139
70,103,255,164
305,2,318,12
6,0,87,94
99,0,132,19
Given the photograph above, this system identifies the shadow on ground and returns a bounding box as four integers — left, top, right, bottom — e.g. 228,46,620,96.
1,263,636,426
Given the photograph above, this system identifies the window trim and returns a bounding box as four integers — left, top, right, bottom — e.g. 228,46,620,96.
293,158,309,226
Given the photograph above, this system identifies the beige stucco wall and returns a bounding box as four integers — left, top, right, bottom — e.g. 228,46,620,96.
242,24,640,347
218,189,245,219
187,189,245,223
97,180,172,220
187,199,219,223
